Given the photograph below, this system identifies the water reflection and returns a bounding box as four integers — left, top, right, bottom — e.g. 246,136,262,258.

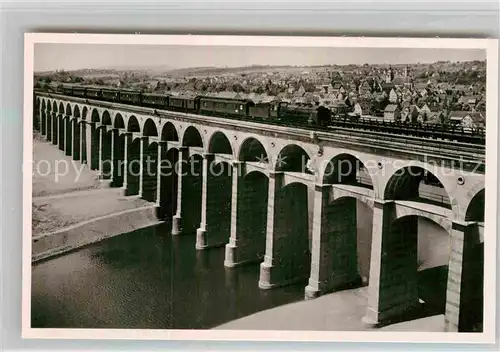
31,223,305,329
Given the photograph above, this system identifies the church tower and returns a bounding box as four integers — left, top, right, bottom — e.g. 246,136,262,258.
386,65,394,83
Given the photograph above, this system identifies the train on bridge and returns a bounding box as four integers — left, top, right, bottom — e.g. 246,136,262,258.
44,84,485,145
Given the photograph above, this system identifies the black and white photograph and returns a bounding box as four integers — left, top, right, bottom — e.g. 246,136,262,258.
23,34,498,343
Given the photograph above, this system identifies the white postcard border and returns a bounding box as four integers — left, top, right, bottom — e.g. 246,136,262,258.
22,33,499,344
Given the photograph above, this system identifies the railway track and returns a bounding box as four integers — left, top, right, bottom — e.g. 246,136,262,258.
36,90,485,146
36,91,486,167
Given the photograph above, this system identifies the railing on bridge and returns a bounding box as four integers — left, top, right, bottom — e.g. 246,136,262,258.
34,91,486,175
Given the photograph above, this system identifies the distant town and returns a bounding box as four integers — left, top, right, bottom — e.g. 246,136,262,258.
35,60,487,128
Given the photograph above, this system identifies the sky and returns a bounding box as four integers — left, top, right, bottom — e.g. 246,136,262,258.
34,43,486,72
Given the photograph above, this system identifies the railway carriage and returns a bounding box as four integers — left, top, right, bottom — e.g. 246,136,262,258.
101,88,120,103
168,94,198,112
248,101,281,120
73,86,87,97
62,85,73,96
119,89,142,105
86,87,102,99
142,93,169,109
199,96,252,117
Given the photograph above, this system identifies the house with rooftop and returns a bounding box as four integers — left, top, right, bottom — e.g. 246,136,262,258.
449,110,485,129
383,104,401,122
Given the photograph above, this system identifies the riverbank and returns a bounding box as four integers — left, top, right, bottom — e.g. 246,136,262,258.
215,287,445,332
32,132,102,197
32,136,162,262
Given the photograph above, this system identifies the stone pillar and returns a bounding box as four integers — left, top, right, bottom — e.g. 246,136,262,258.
196,153,228,250
224,161,250,267
155,141,169,212
362,200,419,327
40,108,46,135
98,125,106,176
171,146,189,235
100,127,114,180
109,128,118,183
305,184,330,299
444,222,482,332
138,136,148,198
258,171,284,289
58,115,64,151
65,117,73,156
52,113,58,145
63,117,67,153
80,121,87,164
120,132,132,196
38,106,43,133
305,185,361,299
72,119,80,161
45,110,51,140
89,122,99,170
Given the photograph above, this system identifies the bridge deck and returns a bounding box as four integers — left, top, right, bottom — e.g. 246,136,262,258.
36,92,485,174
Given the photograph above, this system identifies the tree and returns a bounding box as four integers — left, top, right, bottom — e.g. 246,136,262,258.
198,83,208,92
41,76,52,84
253,86,265,94
232,83,244,93
71,76,84,83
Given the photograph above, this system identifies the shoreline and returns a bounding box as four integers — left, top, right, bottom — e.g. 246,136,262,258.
31,137,163,262
214,287,446,332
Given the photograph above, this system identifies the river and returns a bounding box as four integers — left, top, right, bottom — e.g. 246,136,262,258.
31,223,305,329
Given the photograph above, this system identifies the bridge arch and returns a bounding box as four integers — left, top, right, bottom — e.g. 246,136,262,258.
141,140,159,202
461,187,485,332
72,105,81,160
81,106,88,120
322,153,374,189
385,214,452,318
158,147,179,219
462,180,485,221
272,181,312,282
34,98,41,131
234,170,269,262
182,153,204,233
465,188,485,222
383,165,453,210
275,144,312,173
127,115,140,133
65,103,72,117
91,108,100,123
208,131,233,155
205,160,233,245
73,105,80,119
238,137,268,163
395,203,452,233
160,122,179,141
182,126,204,147
101,111,112,126
113,113,125,129
143,118,158,137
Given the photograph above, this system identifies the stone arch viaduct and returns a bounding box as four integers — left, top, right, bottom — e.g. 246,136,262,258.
34,92,486,332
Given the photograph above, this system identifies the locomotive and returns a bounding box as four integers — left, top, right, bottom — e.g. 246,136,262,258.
45,84,484,145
